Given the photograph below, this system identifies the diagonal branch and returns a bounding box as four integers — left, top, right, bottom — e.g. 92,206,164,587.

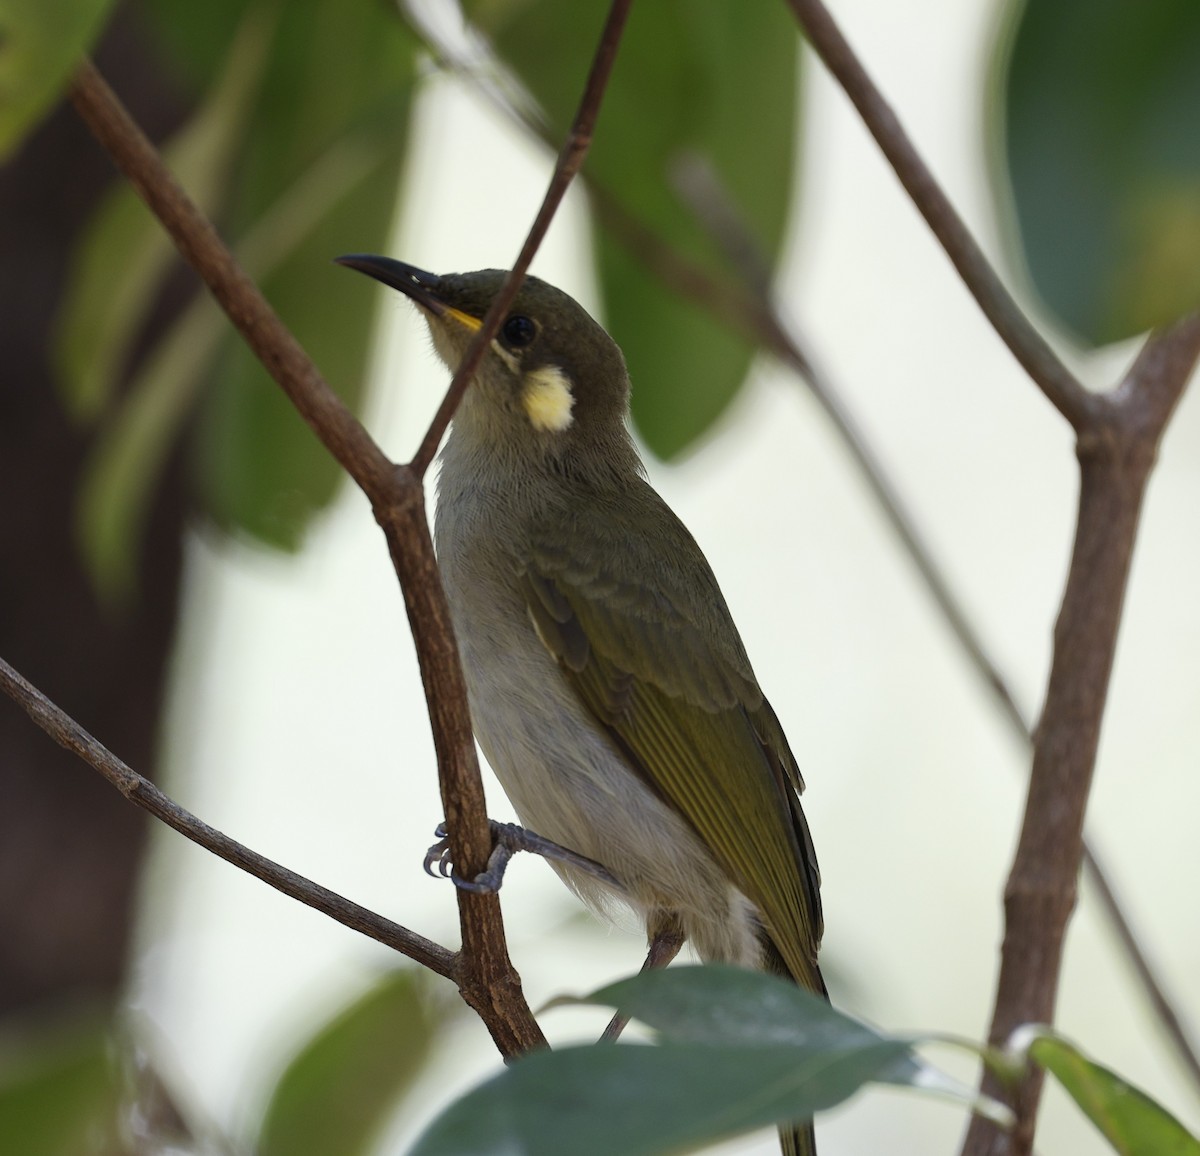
409,0,634,477
69,59,543,1057
68,0,637,1058
0,656,455,979
783,0,1095,431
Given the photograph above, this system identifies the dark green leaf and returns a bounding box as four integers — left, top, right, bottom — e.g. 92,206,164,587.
55,4,272,420
581,965,918,1065
409,966,953,1156
467,0,800,458
0,1016,122,1156
0,0,115,158
410,1040,893,1156
77,126,383,600
996,0,1200,344
1025,1031,1200,1155
257,970,438,1156
140,0,417,549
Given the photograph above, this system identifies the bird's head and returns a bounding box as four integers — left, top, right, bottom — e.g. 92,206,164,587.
336,256,633,465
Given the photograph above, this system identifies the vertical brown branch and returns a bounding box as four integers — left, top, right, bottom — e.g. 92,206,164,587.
768,1,1200,1147
962,315,1200,1156
664,150,1199,1084
375,475,541,1053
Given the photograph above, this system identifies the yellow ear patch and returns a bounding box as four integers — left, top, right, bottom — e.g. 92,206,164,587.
522,365,575,432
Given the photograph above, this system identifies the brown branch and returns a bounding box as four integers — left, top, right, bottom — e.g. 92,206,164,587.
962,313,1200,1156
68,0,636,1056
374,471,542,1053
398,0,633,1045
0,656,455,979
69,59,544,1057
783,0,1095,431
669,152,1200,1090
408,0,633,477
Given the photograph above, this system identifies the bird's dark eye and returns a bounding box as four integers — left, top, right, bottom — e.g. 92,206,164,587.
502,315,537,348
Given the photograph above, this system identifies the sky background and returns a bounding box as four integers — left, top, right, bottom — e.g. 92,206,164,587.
127,1,1200,1152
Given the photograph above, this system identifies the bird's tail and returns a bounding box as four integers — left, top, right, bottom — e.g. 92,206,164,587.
780,1120,818,1156
760,935,825,1156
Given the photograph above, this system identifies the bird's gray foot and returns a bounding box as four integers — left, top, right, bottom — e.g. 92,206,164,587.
424,820,622,893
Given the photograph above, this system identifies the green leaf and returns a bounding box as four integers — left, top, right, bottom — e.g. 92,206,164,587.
69,0,417,555
409,966,963,1156
77,126,383,601
55,3,274,419
1021,1030,1200,1156
577,965,917,1061
466,0,800,458
0,0,115,158
257,970,438,1156
184,0,418,549
995,0,1200,345
0,1015,122,1156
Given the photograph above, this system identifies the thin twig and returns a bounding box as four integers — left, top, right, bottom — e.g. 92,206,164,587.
672,154,1030,732
408,0,634,477
0,656,456,979
783,0,1095,432
1081,850,1200,1091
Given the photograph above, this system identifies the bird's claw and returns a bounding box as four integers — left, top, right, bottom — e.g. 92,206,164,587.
422,822,454,879
424,821,510,893
422,819,622,894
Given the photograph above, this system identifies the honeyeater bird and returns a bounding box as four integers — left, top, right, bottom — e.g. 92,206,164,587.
337,256,826,1156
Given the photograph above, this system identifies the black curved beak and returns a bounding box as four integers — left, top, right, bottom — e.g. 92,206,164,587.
334,254,446,315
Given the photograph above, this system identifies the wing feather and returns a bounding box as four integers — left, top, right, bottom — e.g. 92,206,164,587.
520,559,823,992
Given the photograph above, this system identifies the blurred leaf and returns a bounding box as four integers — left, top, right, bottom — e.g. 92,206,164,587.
0,0,114,158
466,0,800,458
409,966,984,1156
78,127,381,600
0,1015,122,1156
127,0,417,550
1022,1030,1200,1155
189,0,417,550
55,3,274,420
257,970,437,1156
996,0,1200,345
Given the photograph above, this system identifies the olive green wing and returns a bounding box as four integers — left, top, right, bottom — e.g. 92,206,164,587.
521,559,823,993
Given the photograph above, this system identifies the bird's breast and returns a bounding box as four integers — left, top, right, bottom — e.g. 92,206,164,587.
432,491,757,963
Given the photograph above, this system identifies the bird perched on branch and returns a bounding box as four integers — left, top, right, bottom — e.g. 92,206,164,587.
337,256,825,1156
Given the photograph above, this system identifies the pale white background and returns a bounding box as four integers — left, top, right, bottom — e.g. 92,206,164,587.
129,1,1200,1153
